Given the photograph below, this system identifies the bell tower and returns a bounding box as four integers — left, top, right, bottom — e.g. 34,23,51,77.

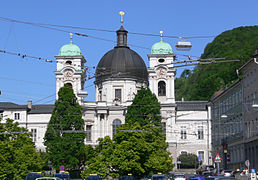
148,31,176,104
54,33,87,104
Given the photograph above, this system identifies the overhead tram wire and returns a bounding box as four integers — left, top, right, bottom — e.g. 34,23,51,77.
33,94,56,104
0,17,205,58
0,16,216,39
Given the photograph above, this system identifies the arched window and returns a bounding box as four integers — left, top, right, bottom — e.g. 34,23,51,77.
158,81,166,96
112,119,122,136
65,60,72,65
65,83,73,88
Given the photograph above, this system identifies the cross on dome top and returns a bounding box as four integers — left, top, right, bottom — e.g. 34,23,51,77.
119,11,125,26
160,31,163,41
70,32,73,43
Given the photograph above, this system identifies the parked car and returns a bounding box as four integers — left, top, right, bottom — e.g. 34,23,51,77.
54,173,70,180
152,174,168,180
203,171,214,177
188,175,205,180
221,170,233,177
86,174,102,180
36,177,62,180
26,172,43,180
196,165,215,175
204,176,237,180
119,175,136,180
173,174,186,180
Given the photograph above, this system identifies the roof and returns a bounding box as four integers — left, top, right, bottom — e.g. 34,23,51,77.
58,39,82,56
238,52,258,73
28,104,54,114
151,40,173,54
0,102,54,114
0,102,26,110
210,79,241,102
176,101,208,111
95,26,148,84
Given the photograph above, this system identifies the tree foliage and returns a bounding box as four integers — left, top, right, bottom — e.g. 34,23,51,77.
81,137,117,178
114,88,173,177
125,87,162,127
177,153,199,169
81,87,173,179
44,84,86,171
0,118,43,179
175,26,258,101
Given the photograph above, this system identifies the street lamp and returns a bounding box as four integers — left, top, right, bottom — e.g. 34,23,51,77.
220,114,228,170
221,114,228,119
252,104,258,109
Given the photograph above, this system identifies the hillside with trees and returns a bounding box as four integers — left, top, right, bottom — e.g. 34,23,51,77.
175,26,258,101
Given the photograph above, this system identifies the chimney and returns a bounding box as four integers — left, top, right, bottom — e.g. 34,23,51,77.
27,100,32,110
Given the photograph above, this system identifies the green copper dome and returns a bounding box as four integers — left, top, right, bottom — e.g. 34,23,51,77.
58,41,82,56
151,40,173,54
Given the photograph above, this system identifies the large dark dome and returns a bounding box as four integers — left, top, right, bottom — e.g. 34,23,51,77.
95,26,148,84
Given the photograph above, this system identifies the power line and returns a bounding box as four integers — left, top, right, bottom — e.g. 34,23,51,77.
33,94,56,104
0,16,216,39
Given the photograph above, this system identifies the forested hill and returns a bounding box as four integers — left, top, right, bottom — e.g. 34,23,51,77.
175,26,258,101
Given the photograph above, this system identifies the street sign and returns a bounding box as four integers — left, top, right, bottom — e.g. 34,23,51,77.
251,169,256,180
214,153,222,162
245,160,250,167
198,156,202,162
60,165,65,171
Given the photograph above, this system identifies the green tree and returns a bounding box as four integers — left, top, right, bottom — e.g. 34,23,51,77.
0,118,43,179
177,153,199,169
81,137,117,178
112,87,173,178
44,84,86,171
125,87,162,127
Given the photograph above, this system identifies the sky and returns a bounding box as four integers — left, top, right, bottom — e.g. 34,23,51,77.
0,0,257,105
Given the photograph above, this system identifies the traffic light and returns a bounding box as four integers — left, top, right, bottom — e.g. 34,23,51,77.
227,154,230,162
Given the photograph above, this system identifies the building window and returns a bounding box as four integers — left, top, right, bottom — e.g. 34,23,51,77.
162,122,166,136
158,81,166,96
158,58,165,63
115,89,121,101
86,125,92,142
113,119,122,136
99,90,102,101
14,113,20,120
31,129,37,142
65,60,72,65
198,126,204,140
181,126,187,139
100,114,104,121
181,151,187,155
65,83,73,88
198,151,204,162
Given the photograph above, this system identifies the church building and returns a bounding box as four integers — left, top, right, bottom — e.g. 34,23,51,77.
0,14,212,166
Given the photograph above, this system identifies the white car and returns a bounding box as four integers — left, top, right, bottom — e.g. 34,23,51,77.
221,170,233,177
173,174,186,180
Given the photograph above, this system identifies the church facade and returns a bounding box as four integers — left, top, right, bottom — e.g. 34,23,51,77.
0,21,212,166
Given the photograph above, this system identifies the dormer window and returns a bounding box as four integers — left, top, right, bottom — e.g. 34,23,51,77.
65,60,72,65
158,58,165,63
115,89,122,101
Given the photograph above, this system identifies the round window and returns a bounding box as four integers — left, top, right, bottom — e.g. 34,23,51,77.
158,59,165,63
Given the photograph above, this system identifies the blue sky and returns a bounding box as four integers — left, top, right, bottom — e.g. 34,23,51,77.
0,0,257,105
